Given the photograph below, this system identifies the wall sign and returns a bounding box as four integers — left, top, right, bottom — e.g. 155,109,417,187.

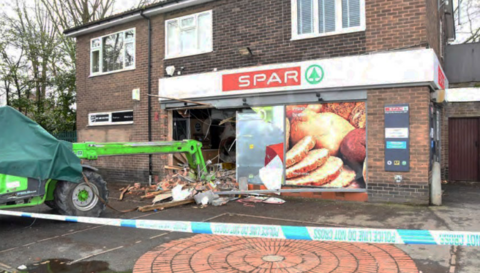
89,110,134,126
222,67,301,92
385,104,410,172
159,49,446,101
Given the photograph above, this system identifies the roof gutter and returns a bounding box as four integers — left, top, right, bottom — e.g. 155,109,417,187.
65,0,215,38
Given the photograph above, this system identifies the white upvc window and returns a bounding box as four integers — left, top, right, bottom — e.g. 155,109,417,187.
88,110,134,126
292,0,366,40
165,10,213,59
90,28,135,76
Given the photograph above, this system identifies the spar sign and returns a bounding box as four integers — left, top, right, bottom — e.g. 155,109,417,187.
159,48,443,100
222,65,324,92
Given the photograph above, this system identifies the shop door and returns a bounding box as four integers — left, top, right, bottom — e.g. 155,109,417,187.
449,118,480,181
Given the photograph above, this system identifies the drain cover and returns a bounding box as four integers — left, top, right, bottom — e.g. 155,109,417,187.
262,255,285,262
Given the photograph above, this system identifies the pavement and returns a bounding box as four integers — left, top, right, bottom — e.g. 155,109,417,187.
0,182,479,272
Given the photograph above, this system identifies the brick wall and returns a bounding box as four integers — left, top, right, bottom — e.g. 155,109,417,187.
367,87,431,205
441,102,480,180
164,0,431,76
425,0,441,59
365,0,428,52
76,16,169,183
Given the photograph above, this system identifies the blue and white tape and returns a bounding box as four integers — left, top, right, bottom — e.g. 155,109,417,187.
1,210,479,247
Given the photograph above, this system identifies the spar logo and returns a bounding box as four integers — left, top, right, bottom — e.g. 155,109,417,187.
222,67,301,92
305,65,324,85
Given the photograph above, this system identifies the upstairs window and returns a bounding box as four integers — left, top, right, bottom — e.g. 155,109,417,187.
292,0,365,40
90,28,135,76
165,10,213,59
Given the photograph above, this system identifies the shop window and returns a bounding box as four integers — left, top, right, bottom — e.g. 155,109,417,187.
165,10,213,59
88,110,134,126
90,28,135,76
292,0,365,40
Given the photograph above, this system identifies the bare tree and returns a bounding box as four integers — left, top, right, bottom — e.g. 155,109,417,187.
455,0,480,43
39,0,116,64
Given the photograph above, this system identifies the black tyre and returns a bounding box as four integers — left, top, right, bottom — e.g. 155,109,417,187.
44,201,56,209
54,170,108,217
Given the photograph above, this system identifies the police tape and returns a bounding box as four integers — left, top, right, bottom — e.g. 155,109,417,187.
0,210,478,247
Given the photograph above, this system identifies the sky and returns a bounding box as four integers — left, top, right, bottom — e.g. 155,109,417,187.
0,0,479,107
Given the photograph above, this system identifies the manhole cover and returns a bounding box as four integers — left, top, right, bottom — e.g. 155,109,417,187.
262,255,285,262
134,234,418,273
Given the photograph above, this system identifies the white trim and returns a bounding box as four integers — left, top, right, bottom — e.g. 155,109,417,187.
65,0,215,38
291,0,366,40
88,110,134,126
291,25,365,40
165,10,213,59
89,28,136,77
445,88,480,102
89,67,136,78
164,50,214,60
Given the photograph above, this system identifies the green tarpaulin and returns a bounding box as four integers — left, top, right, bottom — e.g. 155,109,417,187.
0,106,82,182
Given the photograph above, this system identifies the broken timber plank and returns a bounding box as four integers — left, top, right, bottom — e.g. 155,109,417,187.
119,184,131,201
138,199,194,212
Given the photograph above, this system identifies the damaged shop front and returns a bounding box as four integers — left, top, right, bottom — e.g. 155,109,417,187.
159,48,448,203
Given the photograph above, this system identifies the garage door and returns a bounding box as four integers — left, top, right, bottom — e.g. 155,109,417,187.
449,118,479,181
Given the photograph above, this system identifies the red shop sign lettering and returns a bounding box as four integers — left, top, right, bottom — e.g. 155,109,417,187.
222,67,301,92
437,66,445,90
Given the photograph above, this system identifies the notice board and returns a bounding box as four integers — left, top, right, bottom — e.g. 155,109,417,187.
384,104,410,172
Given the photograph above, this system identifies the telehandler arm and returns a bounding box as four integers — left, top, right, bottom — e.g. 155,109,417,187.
72,140,209,180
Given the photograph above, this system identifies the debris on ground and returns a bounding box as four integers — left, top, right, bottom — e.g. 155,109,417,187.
138,199,195,212
120,168,239,212
237,196,285,205
119,167,284,212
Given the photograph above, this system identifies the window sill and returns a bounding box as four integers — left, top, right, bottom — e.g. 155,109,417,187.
88,122,134,127
89,67,136,78
165,50,213,60
291,27,366,41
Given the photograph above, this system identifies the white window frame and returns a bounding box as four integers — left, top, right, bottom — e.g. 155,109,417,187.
165,10,213,59
88,110,134,126
90,28,136,77
291,0,366,40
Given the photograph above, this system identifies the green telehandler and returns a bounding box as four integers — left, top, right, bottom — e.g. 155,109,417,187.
0,140,210,217
0,106,211,217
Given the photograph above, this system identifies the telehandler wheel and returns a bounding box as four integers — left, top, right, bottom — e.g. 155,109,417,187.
54,170,108,217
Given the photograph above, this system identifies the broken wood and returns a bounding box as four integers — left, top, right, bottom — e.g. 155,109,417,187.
173,153,187,164
141,190,171,200
219,116,236,125
152,193,173,204
138,199,195,212
119,184,131,201
147,94,212,107
164,165,184,171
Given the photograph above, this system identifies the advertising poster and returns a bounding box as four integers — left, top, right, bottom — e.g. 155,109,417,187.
236,106,285,188
285,102,367,189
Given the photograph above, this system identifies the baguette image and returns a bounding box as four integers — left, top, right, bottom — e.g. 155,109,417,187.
286,149,329,179
286,156,343,186
286,136,315,167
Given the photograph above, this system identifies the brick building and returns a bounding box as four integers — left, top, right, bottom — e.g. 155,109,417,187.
65,0,455,205
441,42,480,182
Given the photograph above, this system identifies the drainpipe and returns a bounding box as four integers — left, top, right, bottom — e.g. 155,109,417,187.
141,10,153,186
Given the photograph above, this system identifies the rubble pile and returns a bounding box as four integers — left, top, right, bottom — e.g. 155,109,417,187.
118,168,240,212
